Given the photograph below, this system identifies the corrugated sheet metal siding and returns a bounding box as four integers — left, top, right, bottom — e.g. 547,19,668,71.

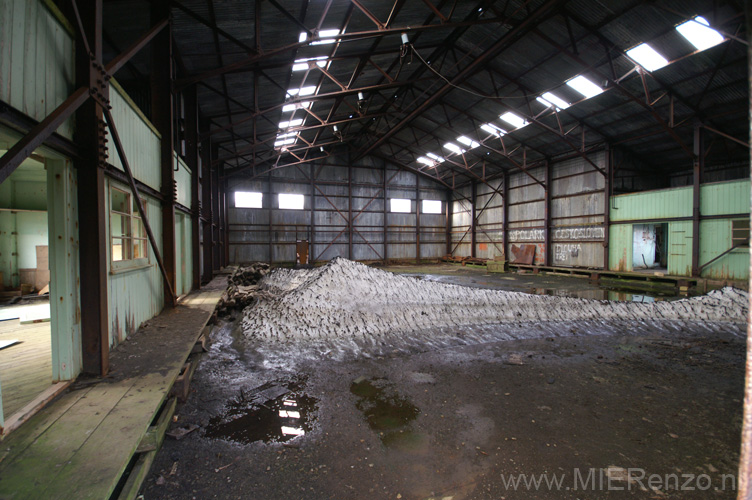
175,212,193,297
611,187,692,221
107,180,164,347
109,85,161,190
174,155,192,208
700,180,750,216
0,0,75,140
608,223,632,271
699,219,748,280
668,221,693,276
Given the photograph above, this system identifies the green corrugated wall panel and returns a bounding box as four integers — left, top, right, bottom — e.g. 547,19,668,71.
608,224,632,271
175,212,193,297
106,179,164,347
668,221,693,276
700,180,751,216
47,159,81,381
610,187,692,221
174,154,192,208
109,86,162,191
699,219,749,280
0,0,75,140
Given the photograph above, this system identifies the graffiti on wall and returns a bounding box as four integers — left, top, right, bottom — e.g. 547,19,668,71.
552,226,604,241
508,226,604,243
554,243,581,263
508,229,544,242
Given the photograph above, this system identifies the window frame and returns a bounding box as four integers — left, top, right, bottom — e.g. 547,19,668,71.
278,193,305,210
235,190,263,209
110,186,150,273
421,199,442,214
389,198,412,213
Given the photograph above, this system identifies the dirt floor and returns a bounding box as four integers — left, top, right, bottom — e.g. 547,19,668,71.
142,265,746,499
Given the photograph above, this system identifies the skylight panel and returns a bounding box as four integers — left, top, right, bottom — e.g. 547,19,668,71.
499,112,528,129
286,86,316,98
443,142,466,155
566,75,604,99
426,152,445,163
537,92,570,110
279,193,304,210
626,43,669,71
457,136,480,149
279,119,303,129
312,29,340,45
480,123,506,137
292,56,328,71
282,101,312,112
277,131,298,139
676,16,724,51
298,32,308,43
274,137,296,148
417,156,436,167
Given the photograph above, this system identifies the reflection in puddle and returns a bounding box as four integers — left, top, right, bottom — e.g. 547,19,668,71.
532,288,670,301
205,378,318,444
351,378,420,447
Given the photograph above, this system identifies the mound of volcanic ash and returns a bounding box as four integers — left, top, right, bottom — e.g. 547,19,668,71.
241,258,748,343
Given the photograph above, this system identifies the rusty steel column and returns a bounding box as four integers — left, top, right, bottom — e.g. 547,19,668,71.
470,181,477,259
544,160,551,267
445,189,453,256
310,163,316,264
415,175,421,263
222,170,229,266
151,0,176,306
502,171,509,262
348,162,353,260
184,86,201,289
201,138,214,282
267,171,273,264
76,0,109,376
736,2,752,497
383,164,388,263
692,124,703,277
603,147,611,270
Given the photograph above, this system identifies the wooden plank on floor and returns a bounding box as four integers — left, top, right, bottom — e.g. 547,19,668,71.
43,374,184,499
0,383,132,498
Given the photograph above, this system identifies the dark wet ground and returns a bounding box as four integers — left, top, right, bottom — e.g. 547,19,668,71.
142,267,745,500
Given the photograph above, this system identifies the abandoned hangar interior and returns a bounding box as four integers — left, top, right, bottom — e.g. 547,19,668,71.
0,0,750,498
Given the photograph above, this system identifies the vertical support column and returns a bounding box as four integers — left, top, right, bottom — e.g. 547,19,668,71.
415,176,421,262
267,171,273,264
445,189,453,256
221,170,228,267
502,171,509,262
212,165,221,268
76,0,109,376
544,160,551,267
735,3,752,494
201,140,214,281
603,147,611,270
310,163,315,264
184,86,200,289
151,0,176,307
470,181,477,258
348,162,353,260
383,164,388,263
692,124,703,277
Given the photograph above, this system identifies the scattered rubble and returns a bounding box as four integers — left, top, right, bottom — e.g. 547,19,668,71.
218,263,271,314
241,258,748,345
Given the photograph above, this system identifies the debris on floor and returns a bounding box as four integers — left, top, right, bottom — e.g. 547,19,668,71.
217,262,271,314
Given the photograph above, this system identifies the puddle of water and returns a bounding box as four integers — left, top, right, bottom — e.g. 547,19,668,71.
205,378,318,444
531,288,677,301
350,378,420,445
